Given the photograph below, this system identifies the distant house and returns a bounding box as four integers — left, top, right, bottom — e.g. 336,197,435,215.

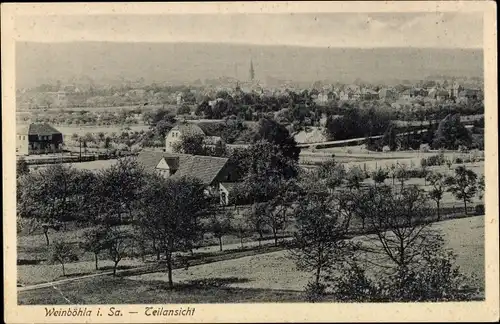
176,93,184,105
400,89,411,100
451,82,464,98
378,88,397,100
165,123,221,153
16,123,64,155
427,87,438,99
456,88,481,104
339,90,354,101
137,151,238,199
360,89,379,100
436,90,450,101
314,92,330,105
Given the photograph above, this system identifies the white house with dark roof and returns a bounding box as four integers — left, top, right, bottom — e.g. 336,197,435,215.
137,151,238,200
165,122,222,153
165,123,206,153
16,123,64,155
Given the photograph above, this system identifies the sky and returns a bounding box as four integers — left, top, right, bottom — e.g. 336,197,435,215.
14,12,483,48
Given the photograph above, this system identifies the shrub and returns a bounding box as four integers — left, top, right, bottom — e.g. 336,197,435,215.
475,204,485,215
326,249,479,302
424,153,446,166
419,144,430,152
304,281,327,303
406,169,428,178
455,157,463,164
327,263,380,302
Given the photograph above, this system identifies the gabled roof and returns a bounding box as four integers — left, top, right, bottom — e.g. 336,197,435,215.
137,151,229,185
170,123,205,137
17,123,62,136
156,156,180,170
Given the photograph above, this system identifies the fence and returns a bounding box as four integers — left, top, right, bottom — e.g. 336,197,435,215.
24,152,137,166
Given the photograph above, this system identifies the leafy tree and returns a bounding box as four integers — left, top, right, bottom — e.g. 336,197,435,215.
381,125,398,151
177,104,191,115
254,118,300,162
207,206,233,251
205,139,228,158
289,178,355,288
327,236,478,302
154,119,175,139
262,179,298,246
432,114,472,150
145,108,176,126
477,174,485,201
195,100,212,118
317,159,346,192
80,226,108,270
395,163,411,191
221,117,246,144
445,166,478,214
426,172,446,221
240,141,299,203
345,166,365,191
17,164,80,245
371,168,388,187
50,240,78,277
138,175,211,288
233,220,252,249
16,157,29,177
97,157,147,225
104,227,133,276
172,133,207,155
246,203,268,247
348,184,466,301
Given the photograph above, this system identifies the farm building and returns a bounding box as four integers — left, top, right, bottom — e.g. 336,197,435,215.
16,123,64,155
165,122,221,153
137,151,239,200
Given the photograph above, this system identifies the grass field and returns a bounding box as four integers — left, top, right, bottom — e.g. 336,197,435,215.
18,215,484,304
130,215,484,292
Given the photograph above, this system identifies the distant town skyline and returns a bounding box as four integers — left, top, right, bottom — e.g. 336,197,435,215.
15,12,483,49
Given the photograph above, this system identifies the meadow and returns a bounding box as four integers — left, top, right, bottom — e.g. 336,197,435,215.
18,215,484,304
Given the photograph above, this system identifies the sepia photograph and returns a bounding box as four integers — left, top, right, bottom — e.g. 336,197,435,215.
2,1,498,323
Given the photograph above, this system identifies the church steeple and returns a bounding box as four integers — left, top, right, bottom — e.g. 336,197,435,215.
249,59,255,81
